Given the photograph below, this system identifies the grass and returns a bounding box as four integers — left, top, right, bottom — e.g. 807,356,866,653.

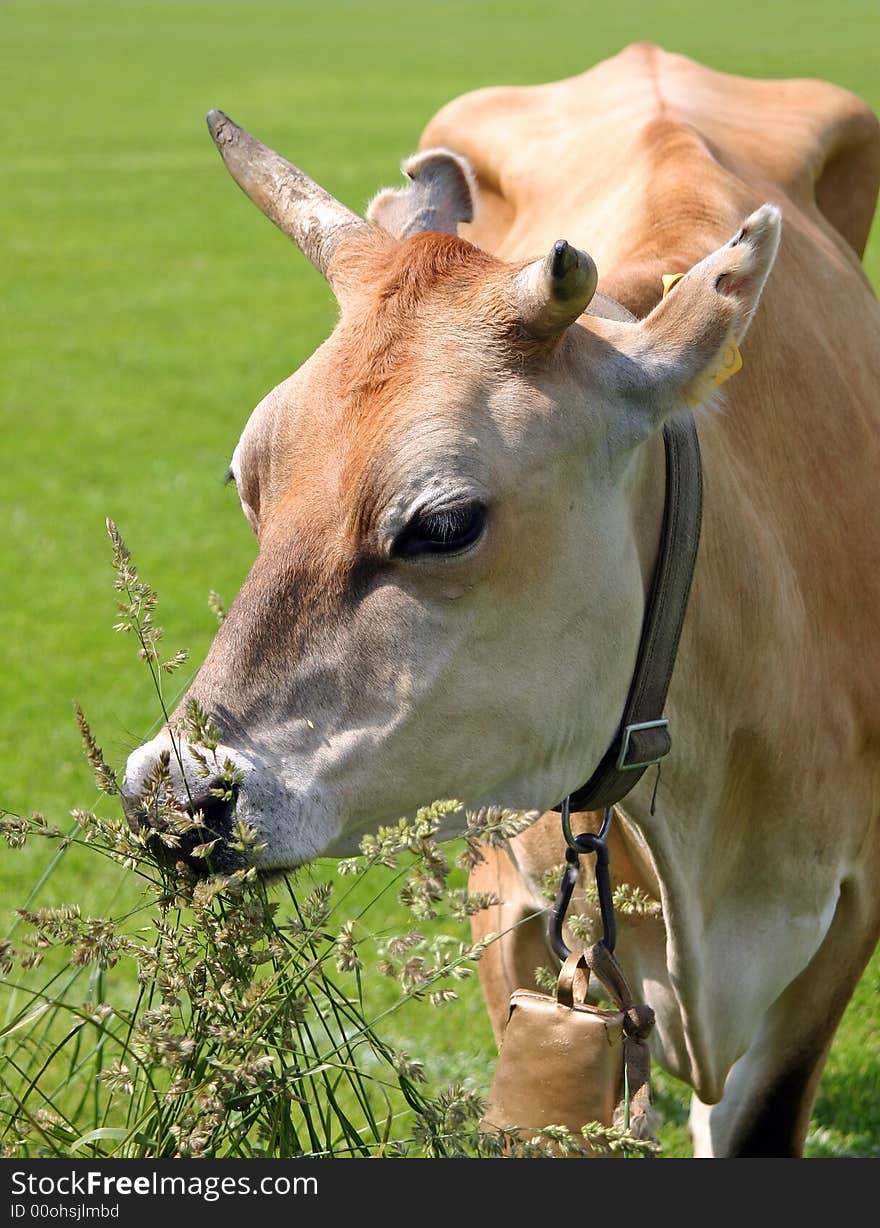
4,797,586,1158
2,0,879,1157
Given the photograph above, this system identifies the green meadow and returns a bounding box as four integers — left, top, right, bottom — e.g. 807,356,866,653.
2,0,878,1157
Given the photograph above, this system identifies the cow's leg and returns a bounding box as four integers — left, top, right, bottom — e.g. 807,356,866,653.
469,843,550,1044
688,877,878,1157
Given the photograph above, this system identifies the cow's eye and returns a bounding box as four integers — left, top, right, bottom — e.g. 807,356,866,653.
392,501,486,559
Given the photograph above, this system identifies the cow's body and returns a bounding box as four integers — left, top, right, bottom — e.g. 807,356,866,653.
124,46,880,1156
423,44,880,1156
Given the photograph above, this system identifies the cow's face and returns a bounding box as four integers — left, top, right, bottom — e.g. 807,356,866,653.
122,114,780,870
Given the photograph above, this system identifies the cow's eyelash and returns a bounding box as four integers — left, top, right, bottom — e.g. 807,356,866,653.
223,468,236,486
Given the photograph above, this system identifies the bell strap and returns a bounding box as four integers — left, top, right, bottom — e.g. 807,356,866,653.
578,942,656,1140
553,945,656,1139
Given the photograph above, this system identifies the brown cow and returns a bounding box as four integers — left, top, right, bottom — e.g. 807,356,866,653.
123,45,880,1156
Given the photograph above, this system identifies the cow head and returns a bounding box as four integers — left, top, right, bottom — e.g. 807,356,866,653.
122,112,780,871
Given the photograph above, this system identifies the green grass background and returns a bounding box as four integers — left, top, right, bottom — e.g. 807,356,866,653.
2,0,878,1157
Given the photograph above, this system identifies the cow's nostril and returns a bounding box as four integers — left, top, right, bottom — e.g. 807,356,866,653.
122,771,243,874
170,777,238,868
186,779,238,839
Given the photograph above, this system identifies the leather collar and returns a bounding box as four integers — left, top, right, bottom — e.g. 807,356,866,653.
556,412,703,813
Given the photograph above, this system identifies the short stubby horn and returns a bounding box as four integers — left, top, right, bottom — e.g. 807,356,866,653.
206,109,368,285
511,239,599,339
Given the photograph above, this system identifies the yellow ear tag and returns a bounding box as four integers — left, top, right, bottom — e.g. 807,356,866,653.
661,271,743,408
661,272,686,297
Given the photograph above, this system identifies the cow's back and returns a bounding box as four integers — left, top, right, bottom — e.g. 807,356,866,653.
420,43,880,270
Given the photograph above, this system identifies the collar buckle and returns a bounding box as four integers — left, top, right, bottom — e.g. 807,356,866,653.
616,718,670,772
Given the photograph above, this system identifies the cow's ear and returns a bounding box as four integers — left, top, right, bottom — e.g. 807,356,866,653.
367,148,477,239
634,203,782,413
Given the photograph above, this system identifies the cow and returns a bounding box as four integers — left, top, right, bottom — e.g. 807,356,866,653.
122,44,880,1157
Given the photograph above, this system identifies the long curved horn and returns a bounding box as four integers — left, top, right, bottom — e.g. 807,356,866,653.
206,110,368,283
510,239,598,338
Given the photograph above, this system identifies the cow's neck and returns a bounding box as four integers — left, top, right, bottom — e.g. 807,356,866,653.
575,269,846,1099
575,275,777,1096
